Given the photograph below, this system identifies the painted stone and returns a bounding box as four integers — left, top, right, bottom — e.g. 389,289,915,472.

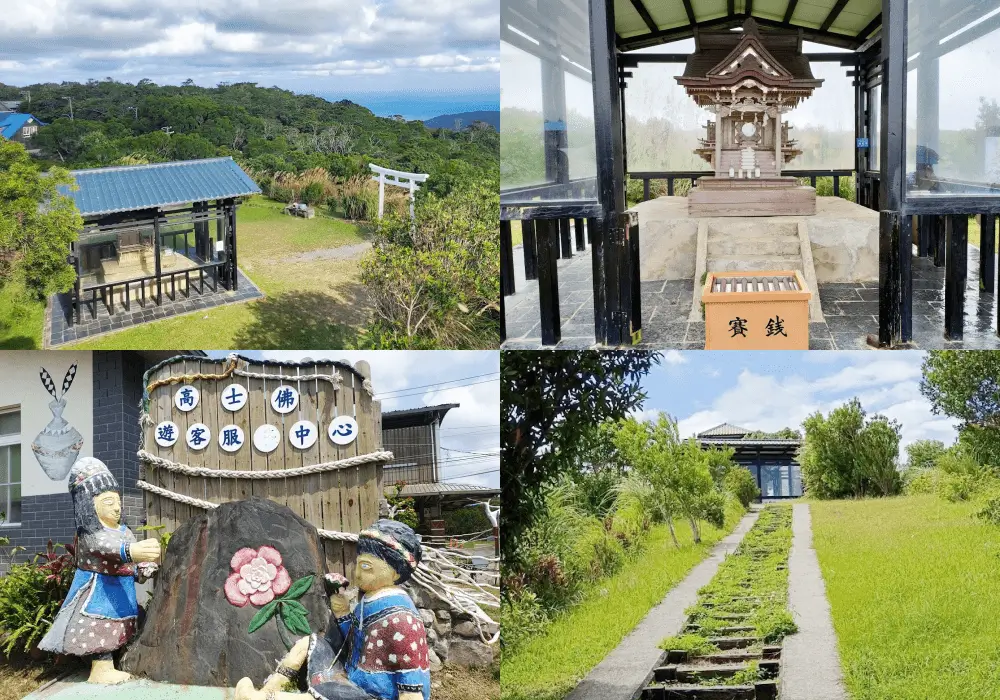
289,420,317,450
154,421,179,448
219,425,245,453
253,424,281,453
221,384,249,412
186,423,211,451
175,385,200,412
121,497,330,687
31,364,83,481
328,416,358,446
270,385,299,414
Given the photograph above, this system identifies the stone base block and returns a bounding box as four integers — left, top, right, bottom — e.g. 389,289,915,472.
689,183,816,217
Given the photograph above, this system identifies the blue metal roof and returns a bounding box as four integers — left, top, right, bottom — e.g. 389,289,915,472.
59,157,262,217
0,112,46,140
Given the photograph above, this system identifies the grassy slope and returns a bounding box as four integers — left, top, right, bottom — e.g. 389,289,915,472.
811,495,1000,700
500,502,746,700
67,198,370,350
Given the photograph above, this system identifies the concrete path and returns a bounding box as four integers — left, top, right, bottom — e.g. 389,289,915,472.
781,503,849,700
564,508,761,700
24,671,236,699
280,241,371,262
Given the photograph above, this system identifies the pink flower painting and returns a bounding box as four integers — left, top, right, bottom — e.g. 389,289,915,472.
225,545,292,607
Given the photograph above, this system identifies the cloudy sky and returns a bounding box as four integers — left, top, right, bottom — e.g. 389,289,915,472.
205,351,499,489
634,351,959,458
0,0,500,117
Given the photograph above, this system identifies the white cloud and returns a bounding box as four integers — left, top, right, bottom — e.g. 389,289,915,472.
662,350,688,365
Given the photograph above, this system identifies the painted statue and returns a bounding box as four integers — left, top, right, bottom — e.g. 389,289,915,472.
31,364,84,481
38,457,161,684
235,519,430,700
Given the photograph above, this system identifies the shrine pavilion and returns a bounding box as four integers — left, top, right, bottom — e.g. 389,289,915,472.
500,0,1000,349
697,423,803,500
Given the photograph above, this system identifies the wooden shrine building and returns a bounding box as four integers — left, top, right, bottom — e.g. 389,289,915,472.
501,0,1000,348
59,157,261,325
697,423,803,499
677,18,822,215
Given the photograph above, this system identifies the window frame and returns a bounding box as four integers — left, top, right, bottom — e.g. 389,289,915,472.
0,406,22,528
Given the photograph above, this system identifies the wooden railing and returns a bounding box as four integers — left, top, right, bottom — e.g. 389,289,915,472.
75,261,228,323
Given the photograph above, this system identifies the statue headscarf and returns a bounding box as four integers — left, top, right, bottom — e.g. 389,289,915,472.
68,457,119,535
357,519,422,585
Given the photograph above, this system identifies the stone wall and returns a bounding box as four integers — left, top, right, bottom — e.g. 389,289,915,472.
405,582,498,671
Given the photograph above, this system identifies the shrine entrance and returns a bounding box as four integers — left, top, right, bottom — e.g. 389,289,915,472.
501,0,1000,349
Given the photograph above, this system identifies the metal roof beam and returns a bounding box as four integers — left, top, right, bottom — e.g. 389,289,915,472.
728,0,735,17
618,15,742,51
819,0,851,33
628,0,659,33
681,0,697,27
783,0,799,24
745,0,754,16
752,16,861,49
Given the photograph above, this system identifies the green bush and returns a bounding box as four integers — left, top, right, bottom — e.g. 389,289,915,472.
903,468,937,495
0,542,75,655
499,589,547,654
359,175,499,349
724,467,761,508
569,526,625,582
300,181,326,206
976,493,1000,526
269,184,295,203
443,505,491,536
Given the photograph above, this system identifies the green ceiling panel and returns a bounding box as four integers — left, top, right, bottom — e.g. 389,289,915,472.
615,0,651,37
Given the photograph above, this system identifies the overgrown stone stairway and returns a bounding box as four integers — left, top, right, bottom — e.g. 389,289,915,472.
641,505,792,700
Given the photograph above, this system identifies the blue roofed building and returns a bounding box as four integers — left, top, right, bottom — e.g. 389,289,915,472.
0,112,46,151
49,157,263,342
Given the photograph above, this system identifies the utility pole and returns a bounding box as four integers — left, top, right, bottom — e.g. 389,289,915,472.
161,126,174,136
19,90,30,107
64,96,73,121
127,106,138,120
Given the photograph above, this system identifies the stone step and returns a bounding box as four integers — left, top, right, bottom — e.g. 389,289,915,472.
642,684,755,700
709,636,758,650
707,256,803,273
707,236,800,257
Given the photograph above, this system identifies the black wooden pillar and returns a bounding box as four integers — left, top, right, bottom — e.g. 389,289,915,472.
559,218,573,259
981,214,996,294
877,0,909,345
589,216,606,342
71,246,82,326
944,215,967,339
590,0,638,345
500,220,515,296
854,55,866,205
933,215,946,266
522,220,538,280
536,219,562,345
227,199,238,290
153,211,163,305
574,218,586,251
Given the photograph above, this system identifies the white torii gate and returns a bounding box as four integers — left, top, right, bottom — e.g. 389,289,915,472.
370,164,429,221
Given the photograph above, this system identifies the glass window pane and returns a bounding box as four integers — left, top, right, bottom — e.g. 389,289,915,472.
870,85,881,171
10,445,19,484
0,411,20,436
0,485,8,523
9,485,19,524
501,0,597,203
906,0,1000,197
0,447,7,484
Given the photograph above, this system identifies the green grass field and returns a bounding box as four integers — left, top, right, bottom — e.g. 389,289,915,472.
0,280,46,349
500,502,746,700
811,495,1000,700
66,197,370,350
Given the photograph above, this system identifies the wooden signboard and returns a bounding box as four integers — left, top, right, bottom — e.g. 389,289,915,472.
139,355,385,576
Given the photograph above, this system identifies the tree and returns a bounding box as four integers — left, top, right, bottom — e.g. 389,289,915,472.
905,439,947,472
612,414,719,546
799,398,902,499
0,140,82,297
501,351,659,561
921,350,1000,463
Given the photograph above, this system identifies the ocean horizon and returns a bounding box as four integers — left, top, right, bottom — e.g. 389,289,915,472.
314,92,499,121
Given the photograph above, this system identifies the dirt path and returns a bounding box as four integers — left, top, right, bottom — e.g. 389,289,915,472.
564,508,761,700
781,503,849,700
280,241,371,263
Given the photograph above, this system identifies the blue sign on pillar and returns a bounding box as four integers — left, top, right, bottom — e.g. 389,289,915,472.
856,137,870,148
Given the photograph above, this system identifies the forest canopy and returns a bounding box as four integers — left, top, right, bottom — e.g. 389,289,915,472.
0,79,498,194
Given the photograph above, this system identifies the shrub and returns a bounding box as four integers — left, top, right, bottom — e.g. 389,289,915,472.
300,180,326,206
976,493,1000,526
335,175,381,220
903,468,937,495
269,184,295,203
754,608,798,643
499,590,547,654
658,634,719,655
359,175,499,349
0,541,75,655
935,472,979,502
443,504,492,536
724,467,760,508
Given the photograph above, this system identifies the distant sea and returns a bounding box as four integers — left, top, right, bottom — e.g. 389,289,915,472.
315,92,499,121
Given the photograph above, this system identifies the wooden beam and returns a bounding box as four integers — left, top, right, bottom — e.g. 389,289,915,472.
857,13,881,39
746,0,754,16
681,0,697,27
819,0,851,32
628,0,659,33
783,0,799,23
617,15,742,51
728,0,735,16
752,16,861,49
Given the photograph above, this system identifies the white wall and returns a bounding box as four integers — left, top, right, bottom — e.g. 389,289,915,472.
0,351,94,497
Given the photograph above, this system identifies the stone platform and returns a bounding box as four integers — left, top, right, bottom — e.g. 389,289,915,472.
688,177,816,216
24,672,235,700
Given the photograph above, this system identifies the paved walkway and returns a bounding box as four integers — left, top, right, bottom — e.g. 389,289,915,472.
782,503,849,700
564,508,761,700
25,671,234,699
